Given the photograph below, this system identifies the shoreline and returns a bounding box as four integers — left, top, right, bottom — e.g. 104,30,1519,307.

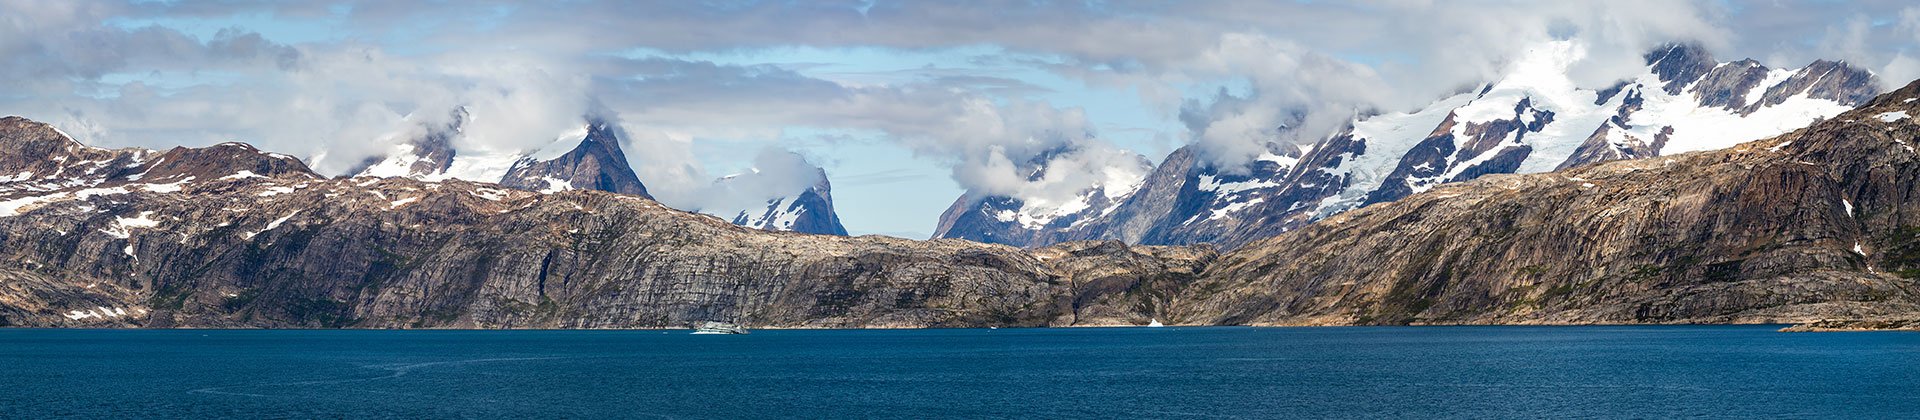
1777,319,1920,332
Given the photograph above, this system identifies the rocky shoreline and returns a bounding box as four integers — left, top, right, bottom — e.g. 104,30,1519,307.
1779,319,1920,332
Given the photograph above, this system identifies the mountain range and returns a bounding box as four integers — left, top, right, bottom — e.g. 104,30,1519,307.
936,42,1880,250
3,43,1918,330
349,110,847,236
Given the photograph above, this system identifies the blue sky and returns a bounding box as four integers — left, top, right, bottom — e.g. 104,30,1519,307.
5,0,1919,238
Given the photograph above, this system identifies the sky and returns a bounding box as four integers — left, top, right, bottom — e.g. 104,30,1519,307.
4,0,1920,238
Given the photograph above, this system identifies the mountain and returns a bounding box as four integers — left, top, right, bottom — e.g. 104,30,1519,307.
356,117,651,198
1173,79,1920,326
354,116,851,234
724,167,848,236
932,147,1153,245
0,116,1209,328
350,108,464,180
936,42,1880,249
498,120,651,197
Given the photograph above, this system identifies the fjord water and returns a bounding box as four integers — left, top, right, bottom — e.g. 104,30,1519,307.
4,326,1916,418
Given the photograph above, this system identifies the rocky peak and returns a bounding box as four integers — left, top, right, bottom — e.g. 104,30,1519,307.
1754,59,1878,110
729,167,848,235
1646,42,1716,94
134,142,316,183
499,120,651,198
931,145,1150,246
933,42,1881,252
1688,58,1771,111
0,117,106,176
350,109,464,179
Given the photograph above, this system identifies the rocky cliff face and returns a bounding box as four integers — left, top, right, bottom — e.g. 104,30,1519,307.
0,116,1208,328
1173,80,1920,326
938,42,1880,250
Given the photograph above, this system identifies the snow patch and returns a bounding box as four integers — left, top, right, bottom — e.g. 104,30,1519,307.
538,177,573,194
470,187,511,201
101,211,161,239
1742,68,1795,107
63,306,132,321
243,211,299,239
139,177,193,193
258,186,296,197
1207,198,1265,221
1196,174,1285,196
265,211,298,231
0,186,133,217
219,171,264,181
1875,111,1910,123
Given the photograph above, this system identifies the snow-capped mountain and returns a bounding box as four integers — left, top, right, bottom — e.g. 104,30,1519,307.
351,108,464,181
722,167,847,236
351,115,650,198
352,114,851,235
932,147,1151,246
497,120,650,197
936,41,1880,249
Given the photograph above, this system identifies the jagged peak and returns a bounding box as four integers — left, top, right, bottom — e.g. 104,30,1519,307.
1645,42,1717,94
499,118,651,198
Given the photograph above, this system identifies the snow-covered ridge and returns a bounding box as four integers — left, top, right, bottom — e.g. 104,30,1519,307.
1312,40,1870,217
934,41,1879,249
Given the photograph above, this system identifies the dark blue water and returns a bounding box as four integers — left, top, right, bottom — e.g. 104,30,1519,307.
3,326,1916,418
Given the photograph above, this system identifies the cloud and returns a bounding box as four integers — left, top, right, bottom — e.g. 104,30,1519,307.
587,56,1136,209
619,129,827,219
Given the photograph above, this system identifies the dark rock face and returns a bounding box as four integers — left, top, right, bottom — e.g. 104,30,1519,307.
1753,59,1879,111
1690,59,1771,111
499,121,651,199
1647,42,1717,95
730,168,849,236
1174,80,1920,326
0,117,1210,328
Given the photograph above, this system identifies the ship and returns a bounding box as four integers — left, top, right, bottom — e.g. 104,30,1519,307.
692,321,749,334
